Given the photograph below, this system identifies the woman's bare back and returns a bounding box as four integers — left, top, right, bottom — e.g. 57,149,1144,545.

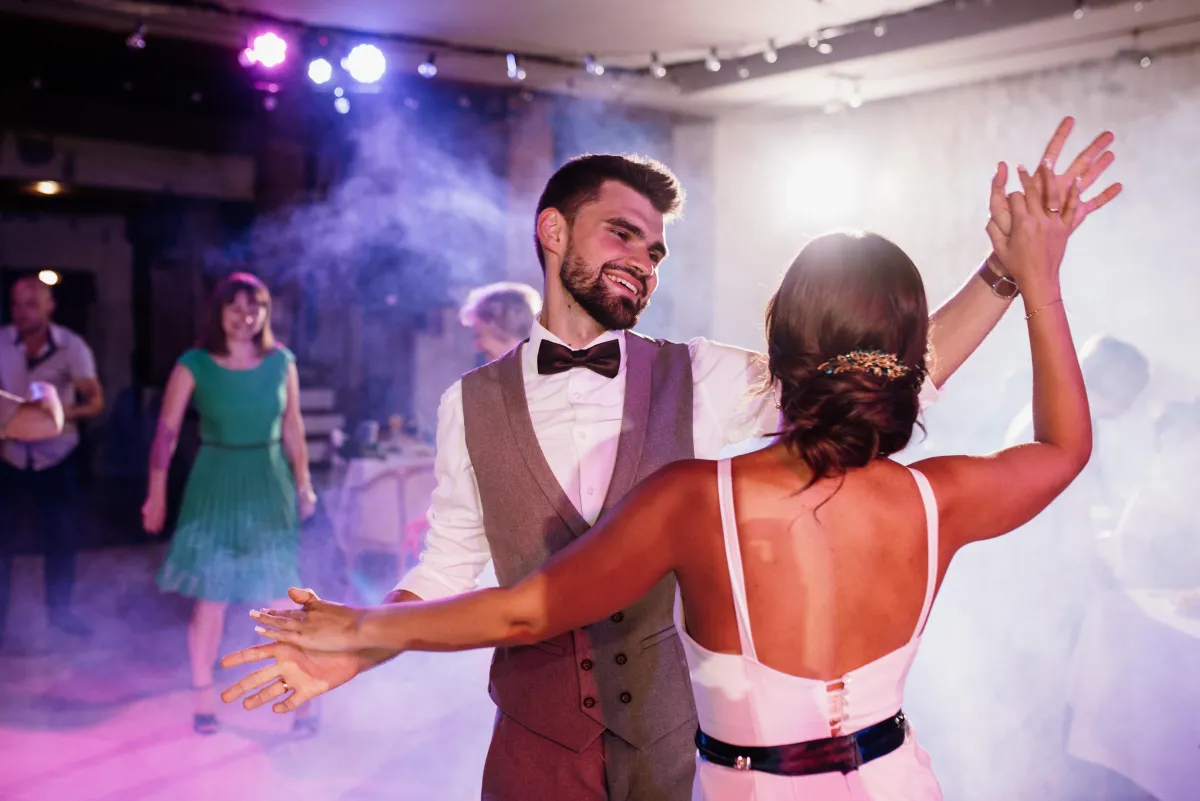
676,444,946,681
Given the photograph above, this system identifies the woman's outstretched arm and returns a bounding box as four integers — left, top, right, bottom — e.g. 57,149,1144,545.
252,460,707,653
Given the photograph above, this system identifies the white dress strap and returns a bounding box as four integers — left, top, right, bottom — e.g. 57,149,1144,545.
717,459,758,661
906,467,940,641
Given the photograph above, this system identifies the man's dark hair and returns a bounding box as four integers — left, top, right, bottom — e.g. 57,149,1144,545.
533,154,684,270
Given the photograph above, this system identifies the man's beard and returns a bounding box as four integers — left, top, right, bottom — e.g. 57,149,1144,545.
560,246,648,331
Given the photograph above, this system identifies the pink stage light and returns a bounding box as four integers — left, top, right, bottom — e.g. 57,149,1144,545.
242,32,288,69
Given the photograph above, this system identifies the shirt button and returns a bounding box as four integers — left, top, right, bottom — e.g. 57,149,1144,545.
610,612,624,623
619,692,632,704
583,696,596,709
580,659,594,671
615,653,627,666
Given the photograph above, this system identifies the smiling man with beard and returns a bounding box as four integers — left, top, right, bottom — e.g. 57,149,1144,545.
223,121,1122,801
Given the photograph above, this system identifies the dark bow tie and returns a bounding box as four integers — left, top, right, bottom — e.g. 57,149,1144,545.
537,339,621,379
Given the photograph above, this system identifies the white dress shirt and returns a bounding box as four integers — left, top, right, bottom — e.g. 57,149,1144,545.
397,321,937,601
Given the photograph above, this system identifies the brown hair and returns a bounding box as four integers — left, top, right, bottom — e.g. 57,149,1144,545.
533,154,684,271
199,272,275,355
765,231,929,486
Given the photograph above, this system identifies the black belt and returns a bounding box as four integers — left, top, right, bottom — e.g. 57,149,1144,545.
695,711,908,777
200,439,281,450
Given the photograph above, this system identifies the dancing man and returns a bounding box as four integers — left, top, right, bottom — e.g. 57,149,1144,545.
223,118,1120,800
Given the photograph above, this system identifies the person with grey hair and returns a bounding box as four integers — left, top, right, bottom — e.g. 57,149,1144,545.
459,281,542,362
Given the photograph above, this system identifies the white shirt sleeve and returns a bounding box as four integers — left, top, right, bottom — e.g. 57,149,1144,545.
65,331,98,380
689,338,941,451
688,338,780,448
393,381,493,600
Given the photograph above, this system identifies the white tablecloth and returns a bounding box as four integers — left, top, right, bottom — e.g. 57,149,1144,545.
1067,588,1200,801
332,453,436,551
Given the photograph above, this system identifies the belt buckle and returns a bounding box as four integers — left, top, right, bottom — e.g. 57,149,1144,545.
734,755,751,771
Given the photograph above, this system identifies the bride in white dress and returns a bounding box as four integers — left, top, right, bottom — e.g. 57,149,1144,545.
242,162,1098,800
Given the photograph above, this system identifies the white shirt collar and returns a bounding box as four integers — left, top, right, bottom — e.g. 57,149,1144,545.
524,319,627,375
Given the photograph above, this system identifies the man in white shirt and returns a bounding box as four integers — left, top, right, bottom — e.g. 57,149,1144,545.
223,118,1121,800
0,276,105,641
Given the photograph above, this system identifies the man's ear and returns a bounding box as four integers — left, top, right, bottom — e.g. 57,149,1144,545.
536,208,567,267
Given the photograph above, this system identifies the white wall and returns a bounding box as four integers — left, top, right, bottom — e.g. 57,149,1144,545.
711,47,1200,396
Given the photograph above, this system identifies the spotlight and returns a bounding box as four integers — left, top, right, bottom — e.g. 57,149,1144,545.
704,48,721,72
418,53,437,78
585,55,605,76
649,53,667,79
1073,1,1087,20
38,270,60,286
33,181,61,195
308,58,333,84
818,42,833,55
874,22,887,37
126,22,146,50
763,40,778,64
334,97,350,114
242,32,287,69
343,44,386,84
263,95,278,111
1140,54,1152,67
506,53,526,81
334,87,345,97
737,65,750,79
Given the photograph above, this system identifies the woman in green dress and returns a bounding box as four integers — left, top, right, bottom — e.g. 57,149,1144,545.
142,273,318,734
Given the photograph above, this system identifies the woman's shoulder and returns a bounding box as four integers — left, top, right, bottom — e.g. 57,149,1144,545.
177,348,210,372
267,344,296,365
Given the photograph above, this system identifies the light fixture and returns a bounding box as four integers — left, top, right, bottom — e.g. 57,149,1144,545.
1073,0,1087,20
242,32,288,69
33,181,61,195
263,96,278,111
1140,54,1152,67
307,58,333,85
874,21,887,37
343,44,386,83
418,53,437,78
807,36,820,48
818,42,833,55
585,55,605,76
506,53,526,81
649,53,667,79
38,270,60,286
125,22,146,50
704,48,721,72
737,65,750,79
334,96,350,114
763,40,778,64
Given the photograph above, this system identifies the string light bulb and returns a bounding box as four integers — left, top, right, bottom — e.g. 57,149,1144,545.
649,53,667,79
585,55,605,76
704,48,721,72
763,40,778,64
418,53,437,78
506,53,526,81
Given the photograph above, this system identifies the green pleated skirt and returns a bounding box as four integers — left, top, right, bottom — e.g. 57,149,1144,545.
157,442,300,603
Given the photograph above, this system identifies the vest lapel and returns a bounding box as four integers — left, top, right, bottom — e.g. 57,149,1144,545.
599,334,652,516
496,345,591,538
